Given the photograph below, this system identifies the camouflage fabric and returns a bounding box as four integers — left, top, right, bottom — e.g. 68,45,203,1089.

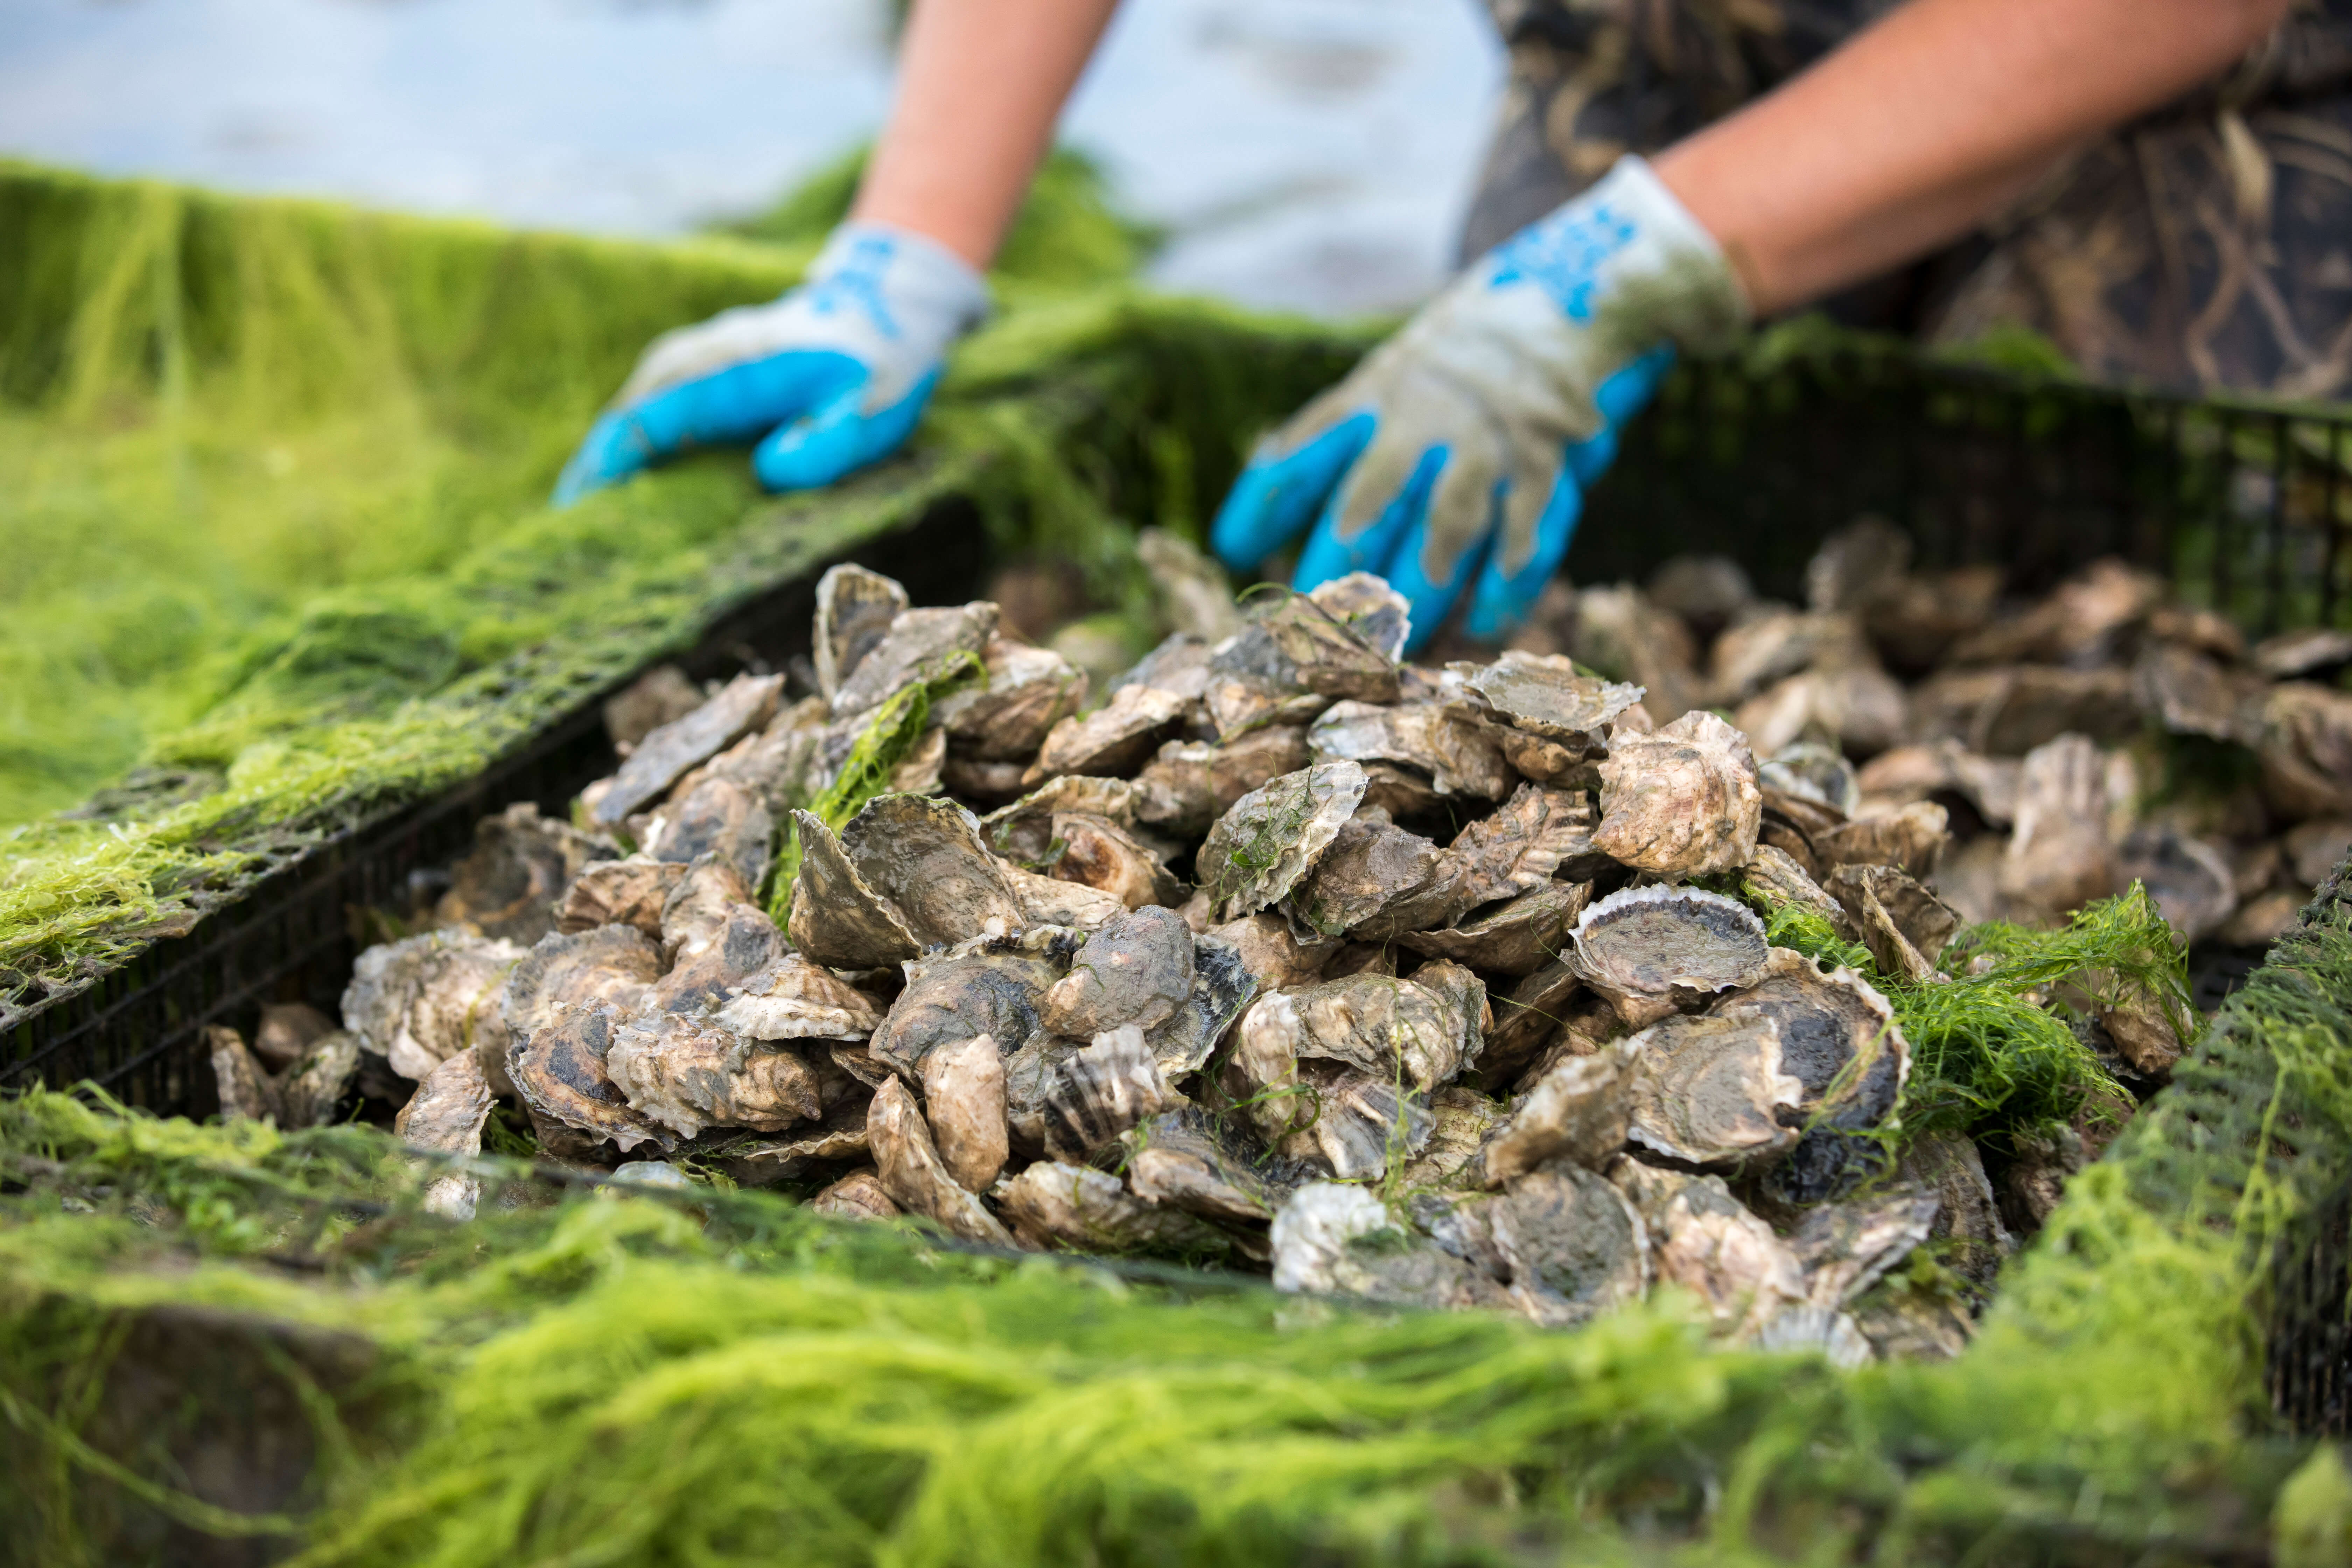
1468,0,2352,400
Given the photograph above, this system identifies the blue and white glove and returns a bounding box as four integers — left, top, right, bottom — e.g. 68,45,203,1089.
1209,157,1746,648
554,223,990,504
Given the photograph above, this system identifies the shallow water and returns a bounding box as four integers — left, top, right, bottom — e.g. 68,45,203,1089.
0,0,1503,315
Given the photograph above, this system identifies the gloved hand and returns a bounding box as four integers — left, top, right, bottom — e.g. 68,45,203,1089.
1209,157,1746,648
554,222,990,505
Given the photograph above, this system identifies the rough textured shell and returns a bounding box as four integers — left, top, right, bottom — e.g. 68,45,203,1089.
593,672,783,827
1122,1108,1296,1223
1240,967,1483,1094
993,1160,1230,1256
1041,1023,1182,1161
277,1032,363,1129
831,602,997,719
1001,862,1126,931
1472,1037,1640,1187
435,803,614,946
1613,1161,1805,1336
343,930,529,1081
1710,948,1909,1134
1788,1188,1940,1308
1444,784,1606,905
1400,881,1591,977
607,1014,821,1140
786,810,922,972
866,934,1072,1079
933,637,1090,761
1464,654,1642,752
1308,701,1514,800
646,776,773,888
1296,1064,1434,1181
1139,932,1258,1078
1756,741,1861,816
1824,864,1960,983
1195,761,1367,922
1591,709,1762,875
558,855,687,938
640,903,786,1017
509,1001,669,1154
1623,1009,1805,1167
1283,816,1451,941
714,955,883,1043
867,1076,1013,1244
841,792,1027,947
1569,885,1771,1001
1049,811,1188,911
812,564,910,703
1024,683,1189,784
1303,573,1412,662
1132,726,1312,835
921,1033,1009,1193
1040,905,1196,1037
498,925,663,1035
657,857,756,967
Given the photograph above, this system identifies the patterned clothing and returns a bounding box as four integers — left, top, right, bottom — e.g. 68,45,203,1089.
1466,0,2352,399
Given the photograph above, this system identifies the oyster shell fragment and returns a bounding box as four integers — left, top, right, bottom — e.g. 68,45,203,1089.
394,1048,495,1220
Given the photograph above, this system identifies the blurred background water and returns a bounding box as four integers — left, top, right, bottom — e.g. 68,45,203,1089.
0,0,1505,316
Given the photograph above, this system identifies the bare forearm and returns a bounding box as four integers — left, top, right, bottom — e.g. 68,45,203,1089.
1653,0,2291,316
852,0,1121,270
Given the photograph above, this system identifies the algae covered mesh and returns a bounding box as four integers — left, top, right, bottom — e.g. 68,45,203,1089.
239,528,2350,1365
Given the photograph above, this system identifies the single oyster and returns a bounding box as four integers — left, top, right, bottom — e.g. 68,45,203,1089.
721,1094,875,1184
920,1032,1009,1193
251,1001,334,1071
1624,1010,1804,1167
1788,1187,1940,1309
992,1160,1231,1256
394,1049,495,1220
786,810,922,971
557,855,687,938
1121,1108,1298,1224
639,903,786,1017
1304,572,1412,663
867,1077,1014,1244
1132,727,1312,836
604,663,706,750
1024,684,1190,784
1283,814,1452,941
933,637,1090,761
1612,1161,1805,1338
646,776,775,888
1137,526,1246,643
1756,741,1861,817
811,564,910,702
1591,710,1762,875
1397,1085,1507,1190
1236,965,1486,1097
1041,1023,1182,1161
657,856,755,967
592,672,784,827
510,1001,668,1153
1271,1183,1502,1309
1400,881,1591,976
1445,782,1610,905
1470,1037,1641,1186
867,930,1074,1079
980,775,1142,863
1711,948,1909,1140
278,1031,363,1130
1251,583,1405,701
1308,700,1514,800
1001,862,1127,930
344,930,528,1082
2133,642,2264,744
810,1167,902,1220
435,803,614,945
840,792,1027,946
1477,957,1583,1087
1824,864,1960,982
1462,653,1642,759
2257,682,2352,822
1290,1064,1435,1181
499,924,664,1041
1040,905,1195,1037
1997,735,2116,922
714,954,883,1042
1049,811,1188,910
607,1013,821,1140
1441,1162,1652,1328
1569,886,1771,1024
207,1027,274,1123
1817,800,1950,880
1195,761,1367,922
832,602,998,719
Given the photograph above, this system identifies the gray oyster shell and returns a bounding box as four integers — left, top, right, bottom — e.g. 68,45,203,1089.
1132,726,1312,836
920,1032,1009,1194
811,564,909,703
1001,862,1126,931
278,1031,363,1130
343,930,528,1082
206,1027,273,1124
1821,799,1951,881
1121,1108,1300,1224
394,1048,495,1220
1282,814,1452,941
840,792,1027,946
1040,1023,1182,1161
1756,740,1862,817
1304,572,1412,662
867,929,1077,1080
1462,653,1642,757
867,1076,1014,1244
498,924,664,1041
1591,709,1762,875
1622,1010,1804,1167
714,954,884,1043
1308,700,1514,801
1206,913,1330,993
1470,1037,1641,1187
646,775,774,888
509,1000,669,1154
638,903,786,1017
1040,905,1195,1037
557,855,687,939
1823,863,1960,983
1444,783,1608,905
592,672,784,827
1710,947,1910,1137
933,637,1090,761
1235,964,1485,1099
1787,1187,1940,1309
1024,683,1189,784
1437,1162,1651,1328
1399,881,1592,977
1569,885,1772,1019
1048,811,1187,911
657,856,756,968
1195,761,1367,922
1613,1160,1806,1338
1477,957,1583,1087
1741,845,1861,945
832,602,997,720
1397,1085,1507,1191
434,803,615,946
1290,1063,1434,1181
980,775,1142,864
1139,933,1258,1078
1270,1184,1507,1310
786,810,922,971
607,1013,821,1140
721,1095,875,1185
993,1160,1231,1257
1997,735,2112,919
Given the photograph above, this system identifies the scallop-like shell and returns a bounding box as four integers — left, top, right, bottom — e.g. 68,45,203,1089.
1569,885,1771,1015
1308,701,1514,801
1121,1108,1298,1224
1024,683,1190,784
867,1077,1014,1244
1400,881,1591,976
714,954,883,1042
839,792,1027,946
1041,1023,1182,1161
1195,761,1367,922
933,637,1090,761
1441,1161,1651,1329
1462,653,1642,756
509,1000,669,1153
558,855,687,938
992,1160,1231,1257
1623,1009,1804,1167
1470,1036,1640,1188
1132,726,1313,835
435,803,614,946
920,1032,1008,1194
607,1013,821,1140
592,672,784,827
811,564,910,703
1612,1160,1805,1337
786,810,922,972
1591,710,1762,875
344,930,528,1082
866,930,1076,1079
1040,905,1195,1037
832,602,998,719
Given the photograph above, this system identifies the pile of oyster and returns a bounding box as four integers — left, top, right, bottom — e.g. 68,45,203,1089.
206,527,2349,1366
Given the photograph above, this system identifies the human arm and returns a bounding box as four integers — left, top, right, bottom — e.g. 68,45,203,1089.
554,0,1120,504
1212,0,2295,645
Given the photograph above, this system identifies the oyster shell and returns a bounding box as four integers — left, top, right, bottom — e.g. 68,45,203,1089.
343,930,528,1081
1895,1130,2011,1289
1439,1161,1652,1328
2133,642,2264,744
1462,652,1643,759
607,1012,821,1140
605,664,706,749
1711,610,1855,702
657,856,755,967
592,672,784,827
920,1032,1009,1193
1470,1037,1640,1186
1040,905,1195,1037
557,855,687,938
2258,682,2352,822
1041,1023,1182,1161
1477,957,1582,1086
435,803,614,945
1746,1304,1876,1368
1400,881,1590,977
1113,632,1214,704
1283,814,1452,941
1445,782,1609,904
1997,734,2116,922
1591,710,1762,875
1236,965,1485,1098
1195,761,1367,922
992,1160,1231,1256
394,1048,495,1220
1735,664,1909,760
867,1077,1014,1244
509,1001,668,1153
1611,1161,1805,1338
1824,864,1960,982
1308,700,1514,800
714,954,883,1043
1397,1085,1506,1190
1001,862,1126,930
645,776,774,888
785,810,922,971
1742,844,1861,945
721,1094,875,1184
867,930,1074,1079
1207,913,1329,993
1270,1183,1502,1309
980,774,1142,863
1756,741,1861,817
1049,811,1187,910
1623,1010,1803,1167
252,1001,334,1070
208,1027,274,1123
810,1167,902,1220
1131,727,1312,836
1024,683,1189,784
1121,1108,1297,1224
1568,886,1771,1023
811,564,910,702
278,1031,363,1129
933,637,1089,761
1303,572,1412,663
840,792,1027,945
1289,1064,1434,1180
499,924,664,1040
1817,800,1950,880
1137,526,1245,643
832,602,998,719
639,902,785,1017
1711,948,1908,1138
1787,1188,1940,1308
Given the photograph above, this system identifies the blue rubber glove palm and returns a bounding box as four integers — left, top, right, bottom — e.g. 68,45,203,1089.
555,224,989,505
1210,158,1746,649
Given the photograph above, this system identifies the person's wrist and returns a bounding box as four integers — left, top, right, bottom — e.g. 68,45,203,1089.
807,220,993,352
